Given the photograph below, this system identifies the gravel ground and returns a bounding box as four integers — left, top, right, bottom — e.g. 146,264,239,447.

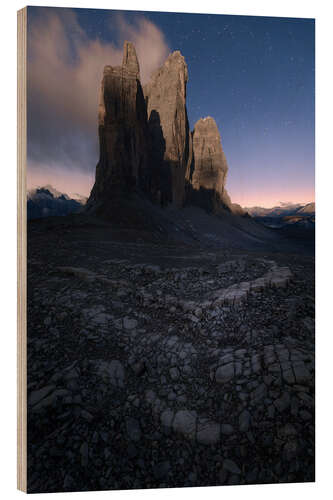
26,215,315,492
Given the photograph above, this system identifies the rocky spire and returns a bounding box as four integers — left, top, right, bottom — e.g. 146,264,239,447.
122,41,140,78
144,51,192,207
189,117,231,211
87,42,240,217
191,117,228,192
87,41,150,209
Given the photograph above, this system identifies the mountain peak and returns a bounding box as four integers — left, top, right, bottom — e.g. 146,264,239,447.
88,41,238,214
122,41,140,78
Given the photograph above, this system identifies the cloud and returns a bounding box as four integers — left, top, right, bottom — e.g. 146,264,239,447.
115,14,170,83
27,8,170,183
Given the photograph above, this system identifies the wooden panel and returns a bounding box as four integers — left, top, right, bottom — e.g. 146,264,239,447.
17,6,27,493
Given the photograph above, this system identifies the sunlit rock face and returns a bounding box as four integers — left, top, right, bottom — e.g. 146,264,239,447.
144,51,192,207
189,117,243,214
88,41,150,206
191,117,228,197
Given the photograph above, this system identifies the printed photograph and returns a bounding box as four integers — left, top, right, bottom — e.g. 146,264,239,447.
26,6,315,492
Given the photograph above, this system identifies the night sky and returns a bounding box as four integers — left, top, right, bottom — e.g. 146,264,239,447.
27,7,315,208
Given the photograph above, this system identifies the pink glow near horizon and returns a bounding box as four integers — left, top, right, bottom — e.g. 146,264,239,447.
27,163,95,199
27,162,314,209
227,165,315,208
230,188,315,209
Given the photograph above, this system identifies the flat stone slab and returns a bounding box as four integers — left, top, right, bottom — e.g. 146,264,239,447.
215,362,234,384
29,384,56,407
293,361,311,383
125,417,142,442
96,360,125,388
222,459,241,475
197,419,220,445
158,403,221,445
123,317,138,330
173,410,197,439
239,409,251,432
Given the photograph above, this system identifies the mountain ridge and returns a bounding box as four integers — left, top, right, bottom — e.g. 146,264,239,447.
27,185,87,219
245,202,315,218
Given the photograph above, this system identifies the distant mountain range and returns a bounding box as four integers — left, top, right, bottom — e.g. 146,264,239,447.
244,202,315,230
296,202,315,214
27,186,315,230
245,202,315,218
27,185,87,219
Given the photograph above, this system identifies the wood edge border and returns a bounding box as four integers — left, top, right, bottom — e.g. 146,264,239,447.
17,6,27,493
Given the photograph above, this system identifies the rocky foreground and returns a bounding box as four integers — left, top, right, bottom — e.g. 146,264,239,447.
26,215,314,492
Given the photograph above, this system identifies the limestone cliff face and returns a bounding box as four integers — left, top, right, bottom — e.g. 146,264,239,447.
87,41,150,206
191,117,228,192
87,42,242,217
189,117,229,211
144,51,192,207
189,117,243,214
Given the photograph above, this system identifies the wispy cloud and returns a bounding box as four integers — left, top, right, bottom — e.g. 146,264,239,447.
27,8,170,186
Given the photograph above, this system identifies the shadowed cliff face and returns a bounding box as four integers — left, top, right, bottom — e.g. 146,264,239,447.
146,110,171,206
87,41,150,206
144,51,192,207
